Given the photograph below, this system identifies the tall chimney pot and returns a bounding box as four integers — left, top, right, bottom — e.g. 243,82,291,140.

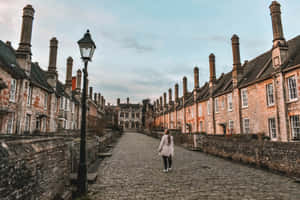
209,53,216,83
183,76,187,97
48,37,58,73
194,66,199,88
175,83,179,102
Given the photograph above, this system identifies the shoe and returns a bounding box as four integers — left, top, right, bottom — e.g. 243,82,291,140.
163,169,168,173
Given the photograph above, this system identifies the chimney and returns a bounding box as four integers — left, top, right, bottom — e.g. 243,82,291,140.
46,37,58,88
127,97,130,104
65,56,73,94
156,99,159,111
269,1,288,68
72,76,76,91
89,86,93,99
175,83,179,102
183,76,187,97
48,37,58,73
194,66,199,89
94,93,97,103
76,69,82,93
101,96,104,109
97,93,101,105
209,53,216,84
231,35,243,87
117,98,120,105
163,92,167,107
160,96,163,110
17,5,35,57
168,88,172,104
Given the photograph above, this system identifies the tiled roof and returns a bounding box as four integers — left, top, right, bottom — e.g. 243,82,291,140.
30,62,53,92
196,82,209,102
119,103,141,109
0,40,27,79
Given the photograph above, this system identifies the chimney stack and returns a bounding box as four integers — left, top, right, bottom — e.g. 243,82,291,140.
127,97,130,104
117,98,120,105
183,76,187,97
160,96,163,110
270,1,285,45
231,35,243,87
97,93,101,105
76,69,82,93
163,92,167,107
168,88,172,104
89,86,93,99
209,53,216,84
175,83,179,102
269,1,288,68
194,66,199,89
48,37,58,73
17,5,35,56
156,99,159,111
94,93,97,103
65,56,73,94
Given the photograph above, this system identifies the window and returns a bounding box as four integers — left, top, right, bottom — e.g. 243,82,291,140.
27,86,32,105
65,98,69,111
207,101,210,115
241,88,248,108
191,108,194,118
221,99,225,110
227,93,233,111
25,114,31,132
243,118,250,134
9,79,17,102
215,98,219,113
7,113,14,134
136,113,140,118
268,118,276,139
44,93,48,109
198,104,202,116
60,97,64,110
36,118,40,130
228,120,234,133
125,112,129,118
290,115,300,140
287,76,297,101
120,112,124,117
72,103,75,113
132,113,135,118
266,83,275,106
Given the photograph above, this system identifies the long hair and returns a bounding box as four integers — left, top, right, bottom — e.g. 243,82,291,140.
165,130,171,145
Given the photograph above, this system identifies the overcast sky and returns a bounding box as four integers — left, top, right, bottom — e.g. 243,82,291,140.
1,0,300,104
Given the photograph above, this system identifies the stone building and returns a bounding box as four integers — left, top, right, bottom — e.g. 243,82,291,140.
0,5,105,134
117,97,142,131
153,1,300,142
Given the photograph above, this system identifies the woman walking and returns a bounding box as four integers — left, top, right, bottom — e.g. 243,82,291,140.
158,129,174,172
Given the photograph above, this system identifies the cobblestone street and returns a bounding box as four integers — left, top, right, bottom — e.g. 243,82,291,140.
89,132,300,200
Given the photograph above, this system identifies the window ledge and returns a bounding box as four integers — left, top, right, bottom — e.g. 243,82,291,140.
287,98,298,103
267,104,275,108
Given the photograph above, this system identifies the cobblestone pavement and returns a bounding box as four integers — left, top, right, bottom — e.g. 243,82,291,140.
89,132,300,200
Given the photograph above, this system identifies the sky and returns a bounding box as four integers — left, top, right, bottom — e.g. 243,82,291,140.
1,0,300,105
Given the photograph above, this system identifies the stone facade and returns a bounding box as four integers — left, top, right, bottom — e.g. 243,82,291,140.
152,1,300,142
0,5,106,135
117,98,142,131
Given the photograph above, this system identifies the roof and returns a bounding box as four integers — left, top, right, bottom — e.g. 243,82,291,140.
30,62,53,92
119,103,141,109
0,40,27,79
0,78,7,90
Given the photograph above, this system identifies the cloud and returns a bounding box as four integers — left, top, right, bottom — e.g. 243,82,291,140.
121,37,154,53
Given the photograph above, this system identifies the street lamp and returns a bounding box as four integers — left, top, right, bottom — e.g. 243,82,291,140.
77,29,96,196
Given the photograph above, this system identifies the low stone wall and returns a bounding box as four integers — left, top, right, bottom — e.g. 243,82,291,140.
196,134,300,178
0,137,71,200
141,130,300,178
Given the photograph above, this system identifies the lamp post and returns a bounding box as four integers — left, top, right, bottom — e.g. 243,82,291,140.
77,29,96,196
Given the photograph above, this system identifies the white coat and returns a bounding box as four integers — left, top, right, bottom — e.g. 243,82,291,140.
158,135,174,157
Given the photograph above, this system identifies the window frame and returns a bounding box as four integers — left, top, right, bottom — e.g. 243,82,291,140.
243,118,250,134
44,92,48,109
266,83,275,106
9,79,17,102
227,93,233,111
27,86,32,105
268,118,277,139
215,97,219,113
241,88,248,108
207,101,210,115
290,115,300,140
287,75,298,101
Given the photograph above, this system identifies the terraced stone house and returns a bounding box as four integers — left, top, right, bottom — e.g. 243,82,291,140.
153,1,300,142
